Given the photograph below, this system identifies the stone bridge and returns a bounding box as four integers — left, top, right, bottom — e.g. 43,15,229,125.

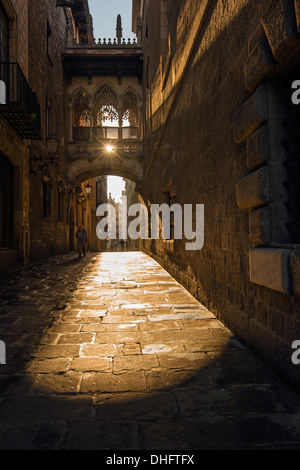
67,138,143,187
62,24,143,189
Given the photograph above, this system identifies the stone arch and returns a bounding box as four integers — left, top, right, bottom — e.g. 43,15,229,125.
70,87,91,104
70,88,91,140
69,206,75,251
68,158,143,188
121,87,140,102
92,81,119,101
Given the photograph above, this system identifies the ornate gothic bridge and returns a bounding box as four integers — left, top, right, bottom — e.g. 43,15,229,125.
63,16,143,191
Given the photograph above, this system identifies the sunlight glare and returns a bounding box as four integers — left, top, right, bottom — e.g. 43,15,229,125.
106,145,115,153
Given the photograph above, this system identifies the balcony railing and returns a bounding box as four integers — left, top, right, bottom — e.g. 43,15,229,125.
72,126,139,142
72,37,140,48
0,62,41,139
67,138,143,161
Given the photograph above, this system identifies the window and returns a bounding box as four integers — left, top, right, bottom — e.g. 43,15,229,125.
46,20,52,59
121,90,139,139
46,94,53,139
0,152,13,248
0,3,9,63
92,84,120,139
43,181,52,217
0,2,9,90
72,88,90,141
58,184,64,221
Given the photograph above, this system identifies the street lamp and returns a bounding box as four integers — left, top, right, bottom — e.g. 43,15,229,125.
85,183,92,200
46,136,59,165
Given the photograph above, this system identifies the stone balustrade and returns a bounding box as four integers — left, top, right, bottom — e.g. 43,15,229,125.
72,37,139,47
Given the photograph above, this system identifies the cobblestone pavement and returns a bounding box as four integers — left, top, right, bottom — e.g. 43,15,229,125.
1,251,300,450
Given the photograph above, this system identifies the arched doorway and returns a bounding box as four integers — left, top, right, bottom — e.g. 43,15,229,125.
0,151,14,250
68,172,142,255
69,207,75,251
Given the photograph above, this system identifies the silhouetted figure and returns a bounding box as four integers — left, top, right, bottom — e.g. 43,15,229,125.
76,225,88,258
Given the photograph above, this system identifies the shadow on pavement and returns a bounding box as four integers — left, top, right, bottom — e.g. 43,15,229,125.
0,253,300,450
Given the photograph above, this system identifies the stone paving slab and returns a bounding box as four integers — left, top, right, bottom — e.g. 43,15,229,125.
1,251,300,449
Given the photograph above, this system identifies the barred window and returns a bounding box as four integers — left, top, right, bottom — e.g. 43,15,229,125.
0,152,13,248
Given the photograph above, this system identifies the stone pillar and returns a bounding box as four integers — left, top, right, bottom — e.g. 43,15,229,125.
138,101,142,140
68,102,73,142
89,102,94,141
118,96,122,140
118,116,122,140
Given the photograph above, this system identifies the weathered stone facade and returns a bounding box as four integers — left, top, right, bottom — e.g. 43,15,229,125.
0,0,31,272
138,0,300,389
62,12,143,253
2,0,300,392
0,0,101,271
27,0,70,261
0,0,142,275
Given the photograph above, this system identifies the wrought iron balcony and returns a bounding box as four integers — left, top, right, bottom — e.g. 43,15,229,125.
0,62,41,139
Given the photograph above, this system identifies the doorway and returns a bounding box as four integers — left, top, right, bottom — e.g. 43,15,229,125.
69,207,75,251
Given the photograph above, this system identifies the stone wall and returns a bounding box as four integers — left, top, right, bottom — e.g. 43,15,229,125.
141,0,300,389
27,0,69,262
0,115,29,272
0,0,31,272
13,0,28,77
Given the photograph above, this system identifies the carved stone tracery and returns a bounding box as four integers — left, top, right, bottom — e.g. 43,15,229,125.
70,84,140,130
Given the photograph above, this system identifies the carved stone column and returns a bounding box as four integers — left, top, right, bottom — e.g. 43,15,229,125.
68,102,73,142
88,101,94,141
138,101,142,140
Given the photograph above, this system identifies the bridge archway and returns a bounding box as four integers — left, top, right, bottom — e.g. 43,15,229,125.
68,165,142,256
68,156,143,188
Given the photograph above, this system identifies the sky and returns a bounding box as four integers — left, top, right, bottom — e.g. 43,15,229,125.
88,0,136,42
107,176,125,202
88,1,135,200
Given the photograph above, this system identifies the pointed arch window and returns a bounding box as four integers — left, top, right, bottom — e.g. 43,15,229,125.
79,109,92,127
70,84,141,142
121,89,139,139
93,84,120,139
94,84,118,110
72,89,90,141
96,105,119,126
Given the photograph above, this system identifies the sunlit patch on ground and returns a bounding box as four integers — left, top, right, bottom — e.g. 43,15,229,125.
0,251,300,449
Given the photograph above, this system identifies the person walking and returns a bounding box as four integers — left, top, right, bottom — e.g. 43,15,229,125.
76,225,88,258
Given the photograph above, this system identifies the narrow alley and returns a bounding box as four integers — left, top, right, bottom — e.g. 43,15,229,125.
1,251,300,450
